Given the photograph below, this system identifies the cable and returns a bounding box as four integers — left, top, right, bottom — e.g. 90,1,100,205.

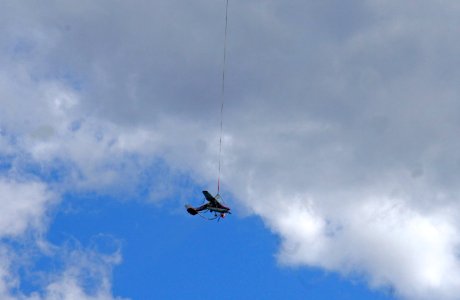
217,0,229,194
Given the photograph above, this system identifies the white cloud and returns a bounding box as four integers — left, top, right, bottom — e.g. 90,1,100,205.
263,193,460,300
0,178,124,300
42,249,126,300
0,179,54,237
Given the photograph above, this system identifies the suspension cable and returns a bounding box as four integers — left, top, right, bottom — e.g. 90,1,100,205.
217,0,229,194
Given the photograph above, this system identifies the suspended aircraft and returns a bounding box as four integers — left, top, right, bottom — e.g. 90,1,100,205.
185,191,231,221
186,1,231,222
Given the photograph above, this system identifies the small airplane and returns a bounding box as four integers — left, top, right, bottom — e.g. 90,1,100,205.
185,191,231,220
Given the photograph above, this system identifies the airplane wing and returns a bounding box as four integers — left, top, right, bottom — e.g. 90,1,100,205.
202,191,218,206
203,191,229,209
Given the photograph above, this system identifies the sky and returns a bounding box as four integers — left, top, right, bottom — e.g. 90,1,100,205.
1,1,460,299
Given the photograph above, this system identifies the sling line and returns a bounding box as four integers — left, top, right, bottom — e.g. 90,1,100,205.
217,0,229,194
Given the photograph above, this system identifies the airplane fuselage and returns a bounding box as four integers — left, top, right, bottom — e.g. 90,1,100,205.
208,206,230,214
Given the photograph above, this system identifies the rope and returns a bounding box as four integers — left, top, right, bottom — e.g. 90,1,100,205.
218,0,229,194
197,211,219,221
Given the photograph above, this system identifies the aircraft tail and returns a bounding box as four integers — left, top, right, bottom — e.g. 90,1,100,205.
185,205,198,216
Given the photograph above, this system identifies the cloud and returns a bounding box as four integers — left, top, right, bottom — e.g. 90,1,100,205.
2,0,460,299
260,193,460,300
42,247,126,300
0,178,124,299
0,179,54,237
0,179,51,299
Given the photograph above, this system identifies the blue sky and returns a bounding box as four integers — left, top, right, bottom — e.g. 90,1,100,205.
44,191,394,300
2,1,460,299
